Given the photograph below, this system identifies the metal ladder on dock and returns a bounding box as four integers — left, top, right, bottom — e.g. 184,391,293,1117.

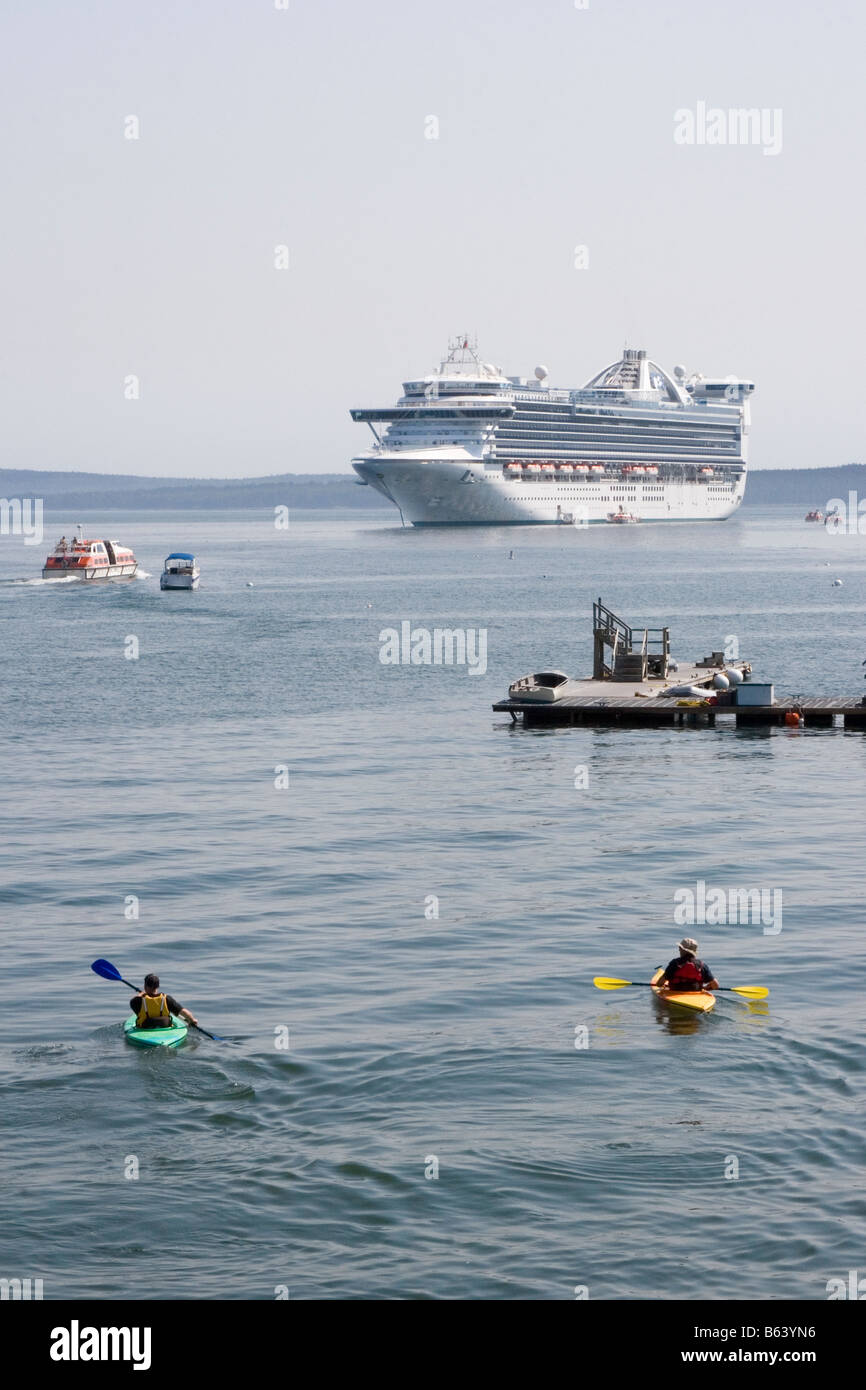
593,598,670,681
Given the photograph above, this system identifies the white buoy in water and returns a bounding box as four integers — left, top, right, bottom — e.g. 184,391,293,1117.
725,668,744,686
246,581,254,587
712,672,730,689
832,578,843,586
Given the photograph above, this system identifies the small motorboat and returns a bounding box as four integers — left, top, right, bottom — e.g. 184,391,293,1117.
508,671,570,702
160,553,200,590
42,528,138,580
805,510,824,522
606,510,639,524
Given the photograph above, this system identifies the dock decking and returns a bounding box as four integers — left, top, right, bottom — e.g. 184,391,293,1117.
493,694,866,729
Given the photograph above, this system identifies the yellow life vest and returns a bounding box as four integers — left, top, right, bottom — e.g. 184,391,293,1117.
137,992,172,1028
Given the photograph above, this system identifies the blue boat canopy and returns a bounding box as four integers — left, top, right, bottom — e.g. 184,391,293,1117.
165,553,195,561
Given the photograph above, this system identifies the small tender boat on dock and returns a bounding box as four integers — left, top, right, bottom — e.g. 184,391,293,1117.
42,529,138,580
508,671,570,702
160,553,200,590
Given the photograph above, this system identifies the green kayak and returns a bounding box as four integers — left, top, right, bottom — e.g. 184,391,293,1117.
123,1015,188,1048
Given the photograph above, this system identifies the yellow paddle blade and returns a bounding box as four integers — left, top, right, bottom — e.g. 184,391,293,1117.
729,985,769,999
593,976,633,990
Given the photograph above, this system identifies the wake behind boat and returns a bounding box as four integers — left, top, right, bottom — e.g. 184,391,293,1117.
43,527,138,580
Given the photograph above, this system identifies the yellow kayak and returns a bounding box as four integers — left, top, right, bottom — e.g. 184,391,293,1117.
651,967,716,1014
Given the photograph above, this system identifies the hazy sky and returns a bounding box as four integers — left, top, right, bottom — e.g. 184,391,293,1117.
2,0,863,477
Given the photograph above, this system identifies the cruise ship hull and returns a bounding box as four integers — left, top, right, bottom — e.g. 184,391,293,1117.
353,457,746,526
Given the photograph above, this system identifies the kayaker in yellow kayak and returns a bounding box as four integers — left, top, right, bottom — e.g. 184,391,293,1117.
656,938,719,994
130,973,199,1031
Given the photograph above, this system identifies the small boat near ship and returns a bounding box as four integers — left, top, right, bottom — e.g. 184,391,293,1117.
160,553,200,590
606,510,640,524
42,528,138,580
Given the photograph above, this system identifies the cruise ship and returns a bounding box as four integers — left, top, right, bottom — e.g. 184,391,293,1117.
351,338,754,526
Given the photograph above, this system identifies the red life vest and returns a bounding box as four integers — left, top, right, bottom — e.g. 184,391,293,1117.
668,958,705,992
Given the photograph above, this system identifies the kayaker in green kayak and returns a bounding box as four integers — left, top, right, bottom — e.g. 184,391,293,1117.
656,938,719,994
130,973,199,1031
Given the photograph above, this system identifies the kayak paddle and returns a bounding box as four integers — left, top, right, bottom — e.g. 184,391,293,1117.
90,958,226,1040
593,975,769,1000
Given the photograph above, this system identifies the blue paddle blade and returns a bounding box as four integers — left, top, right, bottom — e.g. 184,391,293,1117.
91,958,122,981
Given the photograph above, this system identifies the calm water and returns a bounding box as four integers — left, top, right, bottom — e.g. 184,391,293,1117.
1,506,864,1300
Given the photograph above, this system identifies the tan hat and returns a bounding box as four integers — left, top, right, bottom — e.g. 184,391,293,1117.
677,938,698,956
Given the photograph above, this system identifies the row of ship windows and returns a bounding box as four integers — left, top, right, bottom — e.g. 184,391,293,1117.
510,404,737,420
514,403,739,417
498,434,739,449
406,421,740,440
389,423,739,438
387,432,737,448
504,487,735,497
509,416,739,434
508,406,738,421
496,431,739,442
512,496,736,504
400,444,739,458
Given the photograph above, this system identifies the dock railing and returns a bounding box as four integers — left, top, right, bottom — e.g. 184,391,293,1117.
593,599,670,680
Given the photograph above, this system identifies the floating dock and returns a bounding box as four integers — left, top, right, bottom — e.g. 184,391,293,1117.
494,600,866,730
494,692,866,729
